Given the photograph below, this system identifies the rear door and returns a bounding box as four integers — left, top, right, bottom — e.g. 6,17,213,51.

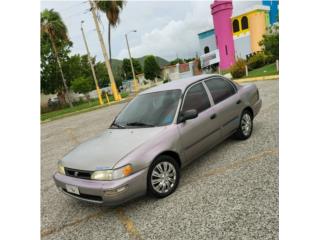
177,82,221,164
204,77,241,138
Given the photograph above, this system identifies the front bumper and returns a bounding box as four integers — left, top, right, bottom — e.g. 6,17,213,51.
53,168,148,206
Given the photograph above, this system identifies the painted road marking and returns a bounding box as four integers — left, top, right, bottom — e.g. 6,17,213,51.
65,128,80,145
203,148,278,178
116,208,142,240
181,148,278,186
41,208,143,239
41,149,277,238
41,211,105,237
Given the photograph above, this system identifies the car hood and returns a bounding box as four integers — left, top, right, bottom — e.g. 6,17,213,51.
61,127,166,171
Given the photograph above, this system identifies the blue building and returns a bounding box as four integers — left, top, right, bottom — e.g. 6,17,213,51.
197,29,220,69
262,0,279,25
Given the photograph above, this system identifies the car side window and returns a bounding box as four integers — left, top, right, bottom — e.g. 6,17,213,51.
181,83,211,113
204,78,236,104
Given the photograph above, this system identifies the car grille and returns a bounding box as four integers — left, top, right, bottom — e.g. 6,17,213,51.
62,188,103,202
64,168,92,179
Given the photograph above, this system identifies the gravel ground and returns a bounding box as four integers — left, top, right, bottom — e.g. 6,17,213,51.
41,79,279,240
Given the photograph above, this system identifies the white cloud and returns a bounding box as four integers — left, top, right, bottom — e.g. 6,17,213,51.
41,0,262,62
116,1,212,61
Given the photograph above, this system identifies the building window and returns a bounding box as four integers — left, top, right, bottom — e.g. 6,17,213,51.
232,19,240,33
241,16,249,30
204,46,210,54
225,45,228,55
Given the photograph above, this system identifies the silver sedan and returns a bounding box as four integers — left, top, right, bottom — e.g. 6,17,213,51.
53,74,262,205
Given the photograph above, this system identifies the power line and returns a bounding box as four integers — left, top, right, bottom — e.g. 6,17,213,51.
53,1,85,13
71,28,96,39
63,8,90,20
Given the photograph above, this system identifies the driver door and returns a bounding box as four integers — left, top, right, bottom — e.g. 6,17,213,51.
177,82,221,164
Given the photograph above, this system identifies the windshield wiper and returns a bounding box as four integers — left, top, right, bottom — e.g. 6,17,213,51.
126,122,155,127
111,122,125,129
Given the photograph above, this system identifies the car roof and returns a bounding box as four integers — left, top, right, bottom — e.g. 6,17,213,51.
139,74,220,95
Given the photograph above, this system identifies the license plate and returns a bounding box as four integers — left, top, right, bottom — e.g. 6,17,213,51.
66,184,80,195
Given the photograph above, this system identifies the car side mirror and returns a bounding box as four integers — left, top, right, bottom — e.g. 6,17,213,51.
178,109,198,123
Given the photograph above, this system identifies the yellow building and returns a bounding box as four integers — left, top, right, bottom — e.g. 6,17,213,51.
231,5,270,54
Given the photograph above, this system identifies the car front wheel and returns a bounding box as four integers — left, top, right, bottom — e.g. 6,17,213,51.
147,155,180,198
234,110,253,140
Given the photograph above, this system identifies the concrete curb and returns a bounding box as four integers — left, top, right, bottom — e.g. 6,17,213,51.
41,84,161,124
234,75,279,83
41,75,279,124
41,97,132,124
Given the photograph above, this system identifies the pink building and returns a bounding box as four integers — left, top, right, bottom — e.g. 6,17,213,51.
211,0,235,70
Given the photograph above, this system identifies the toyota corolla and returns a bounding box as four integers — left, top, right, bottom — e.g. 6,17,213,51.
53,74,262,205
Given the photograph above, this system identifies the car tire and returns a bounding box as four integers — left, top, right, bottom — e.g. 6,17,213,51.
147,155,180,198
234,109,253,140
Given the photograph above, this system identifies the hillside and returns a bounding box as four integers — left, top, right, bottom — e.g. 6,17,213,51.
110,55,169,69
110,58,123,70
135,56,169,68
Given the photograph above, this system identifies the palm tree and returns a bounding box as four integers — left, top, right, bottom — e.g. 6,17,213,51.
41,9,73,107
95,1,125,68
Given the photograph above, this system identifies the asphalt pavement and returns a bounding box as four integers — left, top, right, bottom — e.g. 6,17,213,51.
41,79,279,240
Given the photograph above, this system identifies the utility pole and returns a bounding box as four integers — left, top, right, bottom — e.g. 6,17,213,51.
125,31,139,93
89,0,121,101
81,20,103,105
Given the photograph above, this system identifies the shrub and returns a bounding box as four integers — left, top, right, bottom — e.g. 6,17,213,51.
78,96,84,104
259,24,279,60
144,55,161,80
264,54,276,64
247,53,266,70
163,74,171,83
230,59,246,79
71,77,91,95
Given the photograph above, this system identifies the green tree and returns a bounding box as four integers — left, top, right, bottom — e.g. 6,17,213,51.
184,57,195,63
169,58,184,65
122,58,142,80
41,9,73,107
144,55,161,81
63,54,81,81
71,77,92,100
62,54,96,91
95,61,110,87
259,24,279,60
113,64,125,88
95,1,125,68
41,36,70,95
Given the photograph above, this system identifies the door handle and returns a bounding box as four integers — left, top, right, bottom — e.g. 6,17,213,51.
210,113,217,119
236,100,242,104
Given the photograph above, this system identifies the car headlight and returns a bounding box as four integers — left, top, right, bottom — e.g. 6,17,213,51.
57,161,65,175
91,164,133,181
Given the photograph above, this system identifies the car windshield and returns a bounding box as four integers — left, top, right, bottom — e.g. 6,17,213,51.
113,89,182,128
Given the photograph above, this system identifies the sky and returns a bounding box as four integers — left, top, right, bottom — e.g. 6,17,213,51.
41,0,261,62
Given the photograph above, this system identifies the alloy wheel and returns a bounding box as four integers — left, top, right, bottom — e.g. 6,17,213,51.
241,113,252,136
151,161,177,194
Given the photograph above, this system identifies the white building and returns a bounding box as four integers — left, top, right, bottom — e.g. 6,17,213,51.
197,29,220,70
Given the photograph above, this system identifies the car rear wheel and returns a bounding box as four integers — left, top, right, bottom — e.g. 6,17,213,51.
147,155,180,198
234,110,253,140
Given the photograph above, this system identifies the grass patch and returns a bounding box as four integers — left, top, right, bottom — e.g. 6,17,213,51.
41,92,129,122
245,63,278,78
